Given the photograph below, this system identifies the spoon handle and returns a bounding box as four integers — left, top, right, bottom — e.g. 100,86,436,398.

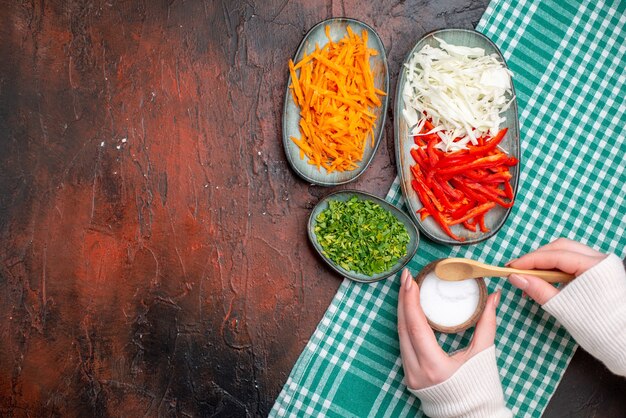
487,266,574,283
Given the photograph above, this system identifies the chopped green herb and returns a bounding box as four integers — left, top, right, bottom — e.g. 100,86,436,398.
314,196,410,275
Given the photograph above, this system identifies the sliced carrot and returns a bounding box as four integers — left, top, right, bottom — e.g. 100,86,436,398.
288,25,385,172
288,60,304,105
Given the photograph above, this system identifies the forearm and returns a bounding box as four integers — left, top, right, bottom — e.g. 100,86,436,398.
543,254,626,376
408,346,512,418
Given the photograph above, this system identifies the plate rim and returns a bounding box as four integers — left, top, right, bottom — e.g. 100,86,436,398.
282,17,390,187
393,27,521,246
307,189,420,283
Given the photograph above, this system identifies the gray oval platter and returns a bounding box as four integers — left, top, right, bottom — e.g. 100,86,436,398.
394,28,520,245
283,18,389,186
307,190,419,283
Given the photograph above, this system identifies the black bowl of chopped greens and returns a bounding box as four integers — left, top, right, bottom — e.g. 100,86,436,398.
308,190,419,283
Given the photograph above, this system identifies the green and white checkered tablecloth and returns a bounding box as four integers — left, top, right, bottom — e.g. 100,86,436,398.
271,0,626,416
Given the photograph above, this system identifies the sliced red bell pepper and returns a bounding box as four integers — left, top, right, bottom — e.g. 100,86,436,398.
437,154,510,177
492,185,508,198
478,214,489,233
449,179,489,203
407,122,517,241
430,179,456,210
504,157,518,166
410,148,427,168
469,128,508,155
412,178,462,241
504,181,514,199
463,220,477,232
464,181,514,208
482,172,513,183
448,200,476,220
410,169,444,213
427,139,440,166
423,119,435,131
417,207,430,221
418,133,440,143
447,202,496,226
413,135,426,146
461,169,490,181
434,151,474,169
440,179,464,201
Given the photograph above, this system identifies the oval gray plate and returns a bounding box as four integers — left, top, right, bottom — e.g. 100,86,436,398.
308,190,419,283
283,18,389,186
394,28,520,245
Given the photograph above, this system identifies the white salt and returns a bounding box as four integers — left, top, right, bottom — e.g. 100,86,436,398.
420,271,480,327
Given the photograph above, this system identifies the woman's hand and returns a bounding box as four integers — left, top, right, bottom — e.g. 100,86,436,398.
508,238,626,376
507,238,607,304
397,268,501,390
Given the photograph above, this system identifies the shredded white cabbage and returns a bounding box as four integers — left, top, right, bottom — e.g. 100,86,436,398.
403,37,514,152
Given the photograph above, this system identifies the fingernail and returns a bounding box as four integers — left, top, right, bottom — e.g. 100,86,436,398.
505,258,516,267
493,290,501,307
401,269,408,287
402,269,412,290
509,274,528,290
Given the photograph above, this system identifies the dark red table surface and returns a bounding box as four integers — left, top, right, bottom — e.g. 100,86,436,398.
1,1,624,417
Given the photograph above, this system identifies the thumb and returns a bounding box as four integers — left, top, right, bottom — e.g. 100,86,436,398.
509,274,559,305
469,291,500,355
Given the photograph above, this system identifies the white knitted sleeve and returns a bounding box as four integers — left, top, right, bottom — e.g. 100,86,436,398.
408,346,512,418
542,253,626,376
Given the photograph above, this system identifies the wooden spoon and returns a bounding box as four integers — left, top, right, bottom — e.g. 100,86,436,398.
435,258,575,283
